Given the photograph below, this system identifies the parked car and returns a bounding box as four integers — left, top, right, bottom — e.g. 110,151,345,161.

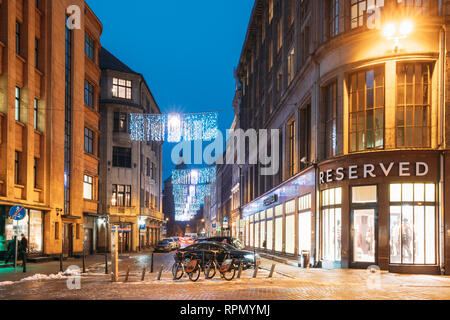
170,237,181,249
180,237,195,245
177,241,260,270
155,239,173,252
196,237,244,250
164,238,178,250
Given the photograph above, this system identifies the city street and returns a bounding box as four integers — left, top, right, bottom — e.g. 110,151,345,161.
0,251,450,300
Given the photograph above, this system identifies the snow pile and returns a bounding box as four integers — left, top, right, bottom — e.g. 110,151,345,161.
0,281,14,286
20,272,67,282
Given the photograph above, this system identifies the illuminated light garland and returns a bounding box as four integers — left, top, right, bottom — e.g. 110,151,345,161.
171,167,216,185
129,112,218,142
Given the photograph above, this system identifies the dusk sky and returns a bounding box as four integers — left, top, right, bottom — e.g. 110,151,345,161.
87,0,254,182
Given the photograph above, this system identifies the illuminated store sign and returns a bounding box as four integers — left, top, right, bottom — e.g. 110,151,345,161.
319,162,429,184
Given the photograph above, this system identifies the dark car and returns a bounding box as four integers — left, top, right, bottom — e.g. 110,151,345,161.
155,239,173,252
176,241,260,269
196,237,244,250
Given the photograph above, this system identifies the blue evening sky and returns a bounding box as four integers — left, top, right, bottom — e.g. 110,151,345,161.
87,0,254,182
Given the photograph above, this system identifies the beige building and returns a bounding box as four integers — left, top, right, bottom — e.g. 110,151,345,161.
0,0,102,257
99,48,164,253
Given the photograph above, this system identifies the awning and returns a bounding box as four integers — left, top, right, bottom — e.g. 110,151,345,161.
62,215,82,220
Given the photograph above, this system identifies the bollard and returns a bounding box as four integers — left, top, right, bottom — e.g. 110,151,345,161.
105,251,108,275
22,252,27,273
157,265,163,280
82,248,86,274
59,254,63,273
125,266,130,282
151,253,154,273
141,267,146,281
236,263,243,279
268,264,276,278
252,266,258,278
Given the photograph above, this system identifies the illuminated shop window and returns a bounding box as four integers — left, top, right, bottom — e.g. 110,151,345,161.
349,67,385,152
285,200,296,254
260,211,266,249
322,188,342,261
389,183,436,265
274,204,283,252
112,78,132,99
245,217,250,247
266,208,274,251
396,63,432,148
299,194,312,254
250,215,254,248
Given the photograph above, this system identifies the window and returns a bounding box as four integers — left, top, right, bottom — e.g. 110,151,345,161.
15,87,20,121
112,78,132,99
289,0,295,26
287,48,295,85
277,19,283,53
329,0,339,38
285,200,296,254
85,33,95,61
274,205,283,252
269,41,274,70
112,185,132,207
287,117,296,177
390,183,436,265
15,151,20,185
398,0,429,15
269,0,274,23
76,224,81,240
298,194,312,255
35,38,39,68
84,127,94,154
146,158,151,177
33,158,38,189
112,147,132,168
299,104,311,170
396,63,432,148
16,22,20,54
84,80,94,108
83,175,93,200
322,188,342,261
113,112,129,133
324,81,338,158
266,208,273,250
34,99,38,130
351,0,367,29
55,222,60,240
349,68,385,152
277,69,283,93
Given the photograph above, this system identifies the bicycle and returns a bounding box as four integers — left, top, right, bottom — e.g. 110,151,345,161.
171,250,191,280
184,252,206,282
204,250,242,281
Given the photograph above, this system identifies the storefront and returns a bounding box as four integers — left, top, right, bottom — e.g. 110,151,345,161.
318,151,441,274
0,206,44,257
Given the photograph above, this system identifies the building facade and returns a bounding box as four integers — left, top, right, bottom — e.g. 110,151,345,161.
99,48,164,253
236,0,450,275
0,0,102,257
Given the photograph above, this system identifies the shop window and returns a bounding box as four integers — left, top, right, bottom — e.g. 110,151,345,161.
321,188,342,261
255,219,260,249
29,210,43,253
245,218,250,247
396,63,432,148
389,183,436,265
285,200,296,254
352,185,377,203
250,216,254,248
266,208,274,251
299,194,312,254
349,67,385,152
260,211,266,249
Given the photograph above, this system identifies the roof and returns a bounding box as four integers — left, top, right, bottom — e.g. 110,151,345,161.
99,47,137,74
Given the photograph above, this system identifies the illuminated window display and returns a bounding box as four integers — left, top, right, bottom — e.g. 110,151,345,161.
274,205,283,252
250,215,254,247
322,188,342,261
285,200,296,254
390,183,436,265
299,194,312,254
260,211,265,249
255,215,260,249
245,218,249,247
266,208,273,251
2,209,43,254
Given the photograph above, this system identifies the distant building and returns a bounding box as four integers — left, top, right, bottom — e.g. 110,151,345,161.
99,48,163,253
0,0,102,258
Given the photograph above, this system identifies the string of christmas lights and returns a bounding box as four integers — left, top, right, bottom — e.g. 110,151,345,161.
171,167,216,185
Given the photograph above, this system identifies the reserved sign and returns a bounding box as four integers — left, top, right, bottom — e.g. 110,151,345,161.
319,162,429,184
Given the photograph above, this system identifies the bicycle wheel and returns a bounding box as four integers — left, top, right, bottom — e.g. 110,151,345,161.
204,261,216,279
172,262,183,280
188,265,201,282
221,267,236,281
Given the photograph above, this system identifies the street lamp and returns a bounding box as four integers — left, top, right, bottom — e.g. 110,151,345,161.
382,20,414,53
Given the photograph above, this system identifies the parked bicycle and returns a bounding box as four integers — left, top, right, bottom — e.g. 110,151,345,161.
204,250,242,281
171,250,191,280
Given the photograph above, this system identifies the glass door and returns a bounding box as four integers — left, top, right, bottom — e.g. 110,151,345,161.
352,209,376,263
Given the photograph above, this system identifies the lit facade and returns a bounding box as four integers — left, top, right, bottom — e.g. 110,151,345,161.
236,0,450,274
98,48,164,253
0,0,102,257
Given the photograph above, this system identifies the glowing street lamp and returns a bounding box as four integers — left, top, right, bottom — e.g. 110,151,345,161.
382,20,414,53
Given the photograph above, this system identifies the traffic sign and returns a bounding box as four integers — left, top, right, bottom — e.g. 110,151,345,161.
9,205,26,221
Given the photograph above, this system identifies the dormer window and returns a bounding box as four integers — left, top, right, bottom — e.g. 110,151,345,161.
112,78,132,99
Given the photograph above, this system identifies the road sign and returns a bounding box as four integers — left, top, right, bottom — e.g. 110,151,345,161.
9,205,26,221
223,217,229,229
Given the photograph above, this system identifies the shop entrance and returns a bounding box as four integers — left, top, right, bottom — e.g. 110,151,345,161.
63,223,73,258
350,185,378,269
118,228,131,253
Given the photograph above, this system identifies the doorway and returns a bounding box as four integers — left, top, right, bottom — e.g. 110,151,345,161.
63,223,73,258
84,228,93,255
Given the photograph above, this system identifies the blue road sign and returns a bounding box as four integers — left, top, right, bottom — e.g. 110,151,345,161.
9,205,26,221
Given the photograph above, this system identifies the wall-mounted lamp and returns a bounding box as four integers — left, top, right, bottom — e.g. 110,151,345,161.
382,20,414,53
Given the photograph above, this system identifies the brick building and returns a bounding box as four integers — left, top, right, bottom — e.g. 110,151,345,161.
0,0,102,257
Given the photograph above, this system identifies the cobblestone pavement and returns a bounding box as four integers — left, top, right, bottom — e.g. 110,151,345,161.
1,252,450,300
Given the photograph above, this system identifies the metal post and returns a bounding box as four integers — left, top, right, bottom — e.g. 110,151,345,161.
141,267,146,281
252,266,258,278
14,221,18,272
125,266,130,282
268,264,276,278
151,252,154,273
237,262,243,279
22,252,26,273
157,265,163,280
111,228,119,282
59,253,63,273
82,246,86,274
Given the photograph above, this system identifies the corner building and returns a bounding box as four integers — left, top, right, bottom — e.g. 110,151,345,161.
0,0,102,257
236,0,450,274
